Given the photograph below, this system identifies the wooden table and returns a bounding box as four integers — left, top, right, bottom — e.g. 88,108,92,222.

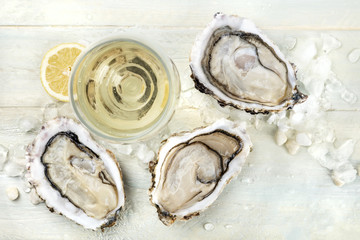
0,1,359,239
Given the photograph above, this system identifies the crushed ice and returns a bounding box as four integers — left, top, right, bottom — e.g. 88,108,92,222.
43,102,58,121
266,33,358,186
4,144,27,177
132,143,155,166
141,33,357,187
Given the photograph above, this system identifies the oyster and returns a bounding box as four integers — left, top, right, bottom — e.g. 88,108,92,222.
26,117,125,230
190,13,307,114
149,119,252,225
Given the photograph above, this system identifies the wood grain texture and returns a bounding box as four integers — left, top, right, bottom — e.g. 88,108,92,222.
1,0,360,29
0,1,359,239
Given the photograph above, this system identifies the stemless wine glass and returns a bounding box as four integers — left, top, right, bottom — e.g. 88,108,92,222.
69,34,180,142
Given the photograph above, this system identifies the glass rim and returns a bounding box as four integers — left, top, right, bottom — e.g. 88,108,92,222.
69,34,179,143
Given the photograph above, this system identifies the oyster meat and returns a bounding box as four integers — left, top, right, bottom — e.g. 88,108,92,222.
26,117,125,230
149,119,252,225
190,13,307,114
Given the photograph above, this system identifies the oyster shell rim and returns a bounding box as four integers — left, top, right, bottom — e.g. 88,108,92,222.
148,118,252,225
190,12,307,114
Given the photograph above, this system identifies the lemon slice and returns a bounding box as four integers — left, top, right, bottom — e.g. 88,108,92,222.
40,43,85,102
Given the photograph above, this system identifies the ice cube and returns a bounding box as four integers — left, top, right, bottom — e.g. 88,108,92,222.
180,66,195,91
310,56,332,80
3,144,27,177
10,144,27,166
112,144,133,155
292,39,318,67
321,33,341,54
18,116,41,133
4,161,25,177
312,124,335,144
284,36,297,50
58,103,75,118
331,163,357,187
289,112,304,126
43,103,58,121
296,132,312,146
277,111,287,120
299,76,312,86
277,118,291,132
133,143,155,165
267,113,278,125
267,111,287,125
341,89,357,105
332,139,355,162
303,96,321,116
324,128,336,143
0,144,9,171
348,48,360,63
252,115,265,130
179,89,206,109
304,76,325,97
325,74,344,93
319,97,332,111
320,156,343,170
308,143,329,161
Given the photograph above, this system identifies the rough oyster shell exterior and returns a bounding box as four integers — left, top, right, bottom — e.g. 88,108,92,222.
190,13,307,114
149,119,252,225
26,117,125,230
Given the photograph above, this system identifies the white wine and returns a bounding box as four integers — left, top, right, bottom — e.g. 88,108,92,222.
72,39,177,140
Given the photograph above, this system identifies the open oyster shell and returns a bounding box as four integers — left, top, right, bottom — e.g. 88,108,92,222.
190,13,307,114
26,117,125,230
149,119,252,225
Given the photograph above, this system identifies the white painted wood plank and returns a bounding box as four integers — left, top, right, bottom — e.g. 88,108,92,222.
0,27,359,110
1,0,360,29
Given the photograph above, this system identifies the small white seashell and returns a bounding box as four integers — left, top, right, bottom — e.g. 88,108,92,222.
285,140,300,155
6,187,19,201
275,129,287,146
